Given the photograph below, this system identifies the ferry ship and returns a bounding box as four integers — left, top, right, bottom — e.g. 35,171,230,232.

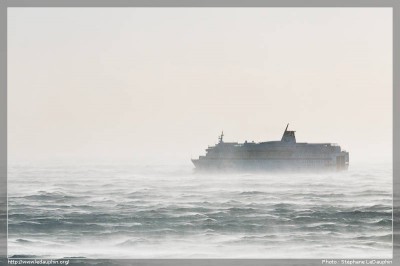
192,124,349,171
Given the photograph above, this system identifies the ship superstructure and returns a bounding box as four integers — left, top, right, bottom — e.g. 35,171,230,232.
191,124,349,171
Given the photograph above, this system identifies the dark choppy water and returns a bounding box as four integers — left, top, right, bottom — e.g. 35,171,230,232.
8,162,392,258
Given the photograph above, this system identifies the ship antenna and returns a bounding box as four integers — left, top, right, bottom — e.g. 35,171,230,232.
285,123,289,132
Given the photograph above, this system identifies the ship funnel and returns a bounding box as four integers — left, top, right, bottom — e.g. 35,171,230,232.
281,124,296,143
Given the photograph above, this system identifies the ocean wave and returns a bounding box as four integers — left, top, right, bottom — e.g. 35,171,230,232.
7,163,393,258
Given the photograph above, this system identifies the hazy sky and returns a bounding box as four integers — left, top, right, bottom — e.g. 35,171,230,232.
8,8,392,164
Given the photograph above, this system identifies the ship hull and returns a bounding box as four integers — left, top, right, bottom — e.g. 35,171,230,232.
191,157,348,172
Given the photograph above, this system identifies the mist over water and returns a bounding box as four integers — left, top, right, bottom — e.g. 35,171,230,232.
7,162,392,259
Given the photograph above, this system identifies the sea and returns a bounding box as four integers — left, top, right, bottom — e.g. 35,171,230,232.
7,162,393,259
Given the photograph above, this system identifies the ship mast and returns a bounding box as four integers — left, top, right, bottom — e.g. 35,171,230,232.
218,131,224,143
